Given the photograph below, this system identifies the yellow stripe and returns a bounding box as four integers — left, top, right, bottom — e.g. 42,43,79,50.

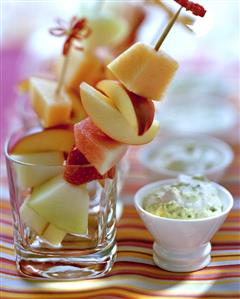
212,233,240,242
1,249,14,255
117,228,152,240
1,263,16,272
112,263,240,275
1,226,13,235
117,251,152,260
211,255,240,262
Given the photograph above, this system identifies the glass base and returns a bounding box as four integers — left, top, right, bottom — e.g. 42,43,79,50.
15,241,117,280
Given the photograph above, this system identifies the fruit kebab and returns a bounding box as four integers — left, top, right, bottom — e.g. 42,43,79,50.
10,0,206,247
29,17,92,128
71,0,206,182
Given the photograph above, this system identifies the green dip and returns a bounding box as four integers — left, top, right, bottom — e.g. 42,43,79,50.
143,176,223,219
147,138,223,174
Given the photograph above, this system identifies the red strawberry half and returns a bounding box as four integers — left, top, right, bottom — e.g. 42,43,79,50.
64,147,116,185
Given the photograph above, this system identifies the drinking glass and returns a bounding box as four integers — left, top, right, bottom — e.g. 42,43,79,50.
5,129,117,279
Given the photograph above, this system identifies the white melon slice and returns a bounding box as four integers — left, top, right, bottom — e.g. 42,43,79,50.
12,152,64,188
20,199,48,235
41,223,66,247
28,175,89,235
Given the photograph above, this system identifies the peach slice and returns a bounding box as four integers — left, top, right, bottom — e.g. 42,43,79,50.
80,82,160,144
107,42,179,100
11,127,75,154
96,80,155,135
74,118,128,175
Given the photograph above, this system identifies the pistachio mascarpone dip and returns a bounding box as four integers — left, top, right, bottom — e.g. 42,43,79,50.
143,176,223,219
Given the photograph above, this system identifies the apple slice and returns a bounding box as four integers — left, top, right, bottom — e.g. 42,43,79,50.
80,82,160,144
96,80,155,135
97,80,137,129
74,118,127,175
28,175,89,235
12,152,64,188
64,147,116,185
11,127,74,154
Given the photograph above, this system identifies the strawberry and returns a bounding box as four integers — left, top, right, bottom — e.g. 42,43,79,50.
64,147,116,185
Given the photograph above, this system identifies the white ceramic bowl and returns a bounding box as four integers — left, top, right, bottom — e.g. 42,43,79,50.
138,135,234,182
134,179,233,272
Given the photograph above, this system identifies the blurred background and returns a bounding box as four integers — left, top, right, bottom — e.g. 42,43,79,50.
0,0,239,149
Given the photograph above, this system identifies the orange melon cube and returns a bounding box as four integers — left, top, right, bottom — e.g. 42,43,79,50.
107,42,179,100
29,77,72,128
56,48,104,92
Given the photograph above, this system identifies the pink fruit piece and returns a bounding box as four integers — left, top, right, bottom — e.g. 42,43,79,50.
64,147,116,185
74,118,128,175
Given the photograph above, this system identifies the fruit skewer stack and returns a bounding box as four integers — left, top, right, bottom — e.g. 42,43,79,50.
9,0,206,246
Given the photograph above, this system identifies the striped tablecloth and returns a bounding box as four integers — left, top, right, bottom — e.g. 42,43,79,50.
1,143,240,299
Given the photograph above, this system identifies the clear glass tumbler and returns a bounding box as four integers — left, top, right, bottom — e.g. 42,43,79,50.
5,129,117,279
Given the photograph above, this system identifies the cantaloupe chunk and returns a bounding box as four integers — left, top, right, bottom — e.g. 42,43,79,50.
56,48,104,92
107,42,179,100
29,77,72,127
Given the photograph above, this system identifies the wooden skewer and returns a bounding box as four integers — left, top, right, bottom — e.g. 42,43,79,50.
55,52,70,96
154,6,182,51
155,0,194,31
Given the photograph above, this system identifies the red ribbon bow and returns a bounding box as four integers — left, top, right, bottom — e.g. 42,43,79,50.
49,17,91,55
174,0,206,17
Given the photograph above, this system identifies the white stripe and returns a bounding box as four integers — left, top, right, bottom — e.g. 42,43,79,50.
0,252,15,261
209,260,240,267
212,249,240,256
